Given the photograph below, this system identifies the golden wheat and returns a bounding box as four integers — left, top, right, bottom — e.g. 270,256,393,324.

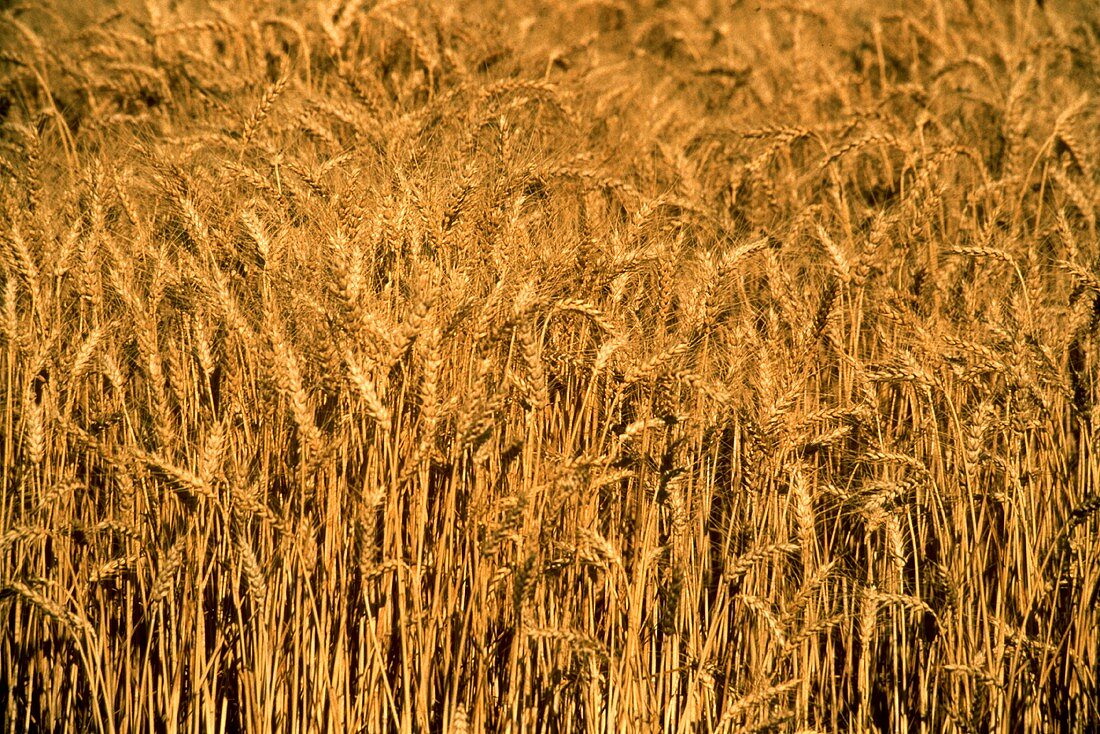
0,0,1098,731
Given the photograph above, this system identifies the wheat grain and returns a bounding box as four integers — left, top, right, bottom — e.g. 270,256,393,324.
3,2,1098,730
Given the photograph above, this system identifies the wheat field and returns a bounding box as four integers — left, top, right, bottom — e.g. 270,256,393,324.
0,0,1098,731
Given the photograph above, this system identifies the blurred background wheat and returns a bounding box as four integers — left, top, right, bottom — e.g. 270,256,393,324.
0,0,1098,731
